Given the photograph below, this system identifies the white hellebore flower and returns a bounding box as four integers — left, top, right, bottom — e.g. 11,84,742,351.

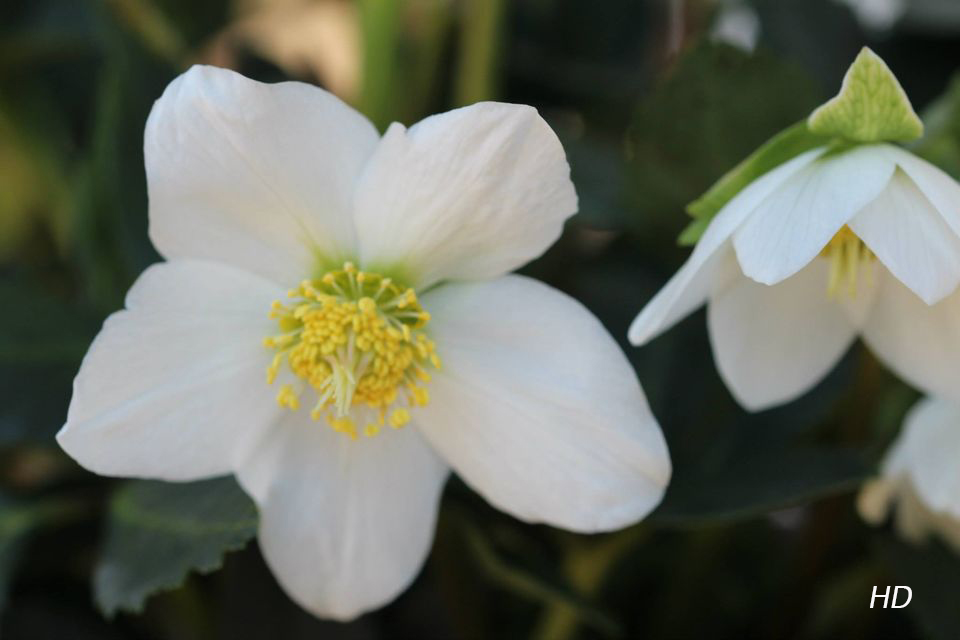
56,66,671,620
629,48,960,411
858,397,960,553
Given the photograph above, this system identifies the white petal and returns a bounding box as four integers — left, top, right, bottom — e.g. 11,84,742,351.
881,397,960,519
861,269,960,402
707,260,856,411
886,146,960,238
628,147,826,345
733,145,896,286
417,276,670,533
146,65,379,285
849,169,960,305
353,102,578,289
235,413,449,621
57,260,283,480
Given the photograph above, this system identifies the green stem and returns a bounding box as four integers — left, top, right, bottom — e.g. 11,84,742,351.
532,527,647,640
358,0,403,130
453,0,505,106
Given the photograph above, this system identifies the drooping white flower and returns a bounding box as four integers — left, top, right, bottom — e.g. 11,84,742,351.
629,48,960,411
56,65,671,620
858,397,960,552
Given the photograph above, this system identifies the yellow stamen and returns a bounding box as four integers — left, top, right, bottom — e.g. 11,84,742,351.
389,408,411,429
264,263,440,440
820,226,875,298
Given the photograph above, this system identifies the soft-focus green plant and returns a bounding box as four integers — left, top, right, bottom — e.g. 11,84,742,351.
0,0,959,638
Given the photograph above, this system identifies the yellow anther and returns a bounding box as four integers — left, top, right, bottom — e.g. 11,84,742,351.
264,262,439,440
266,353,283,384
389,408,411,429
410,386,429,406
276,384,299,410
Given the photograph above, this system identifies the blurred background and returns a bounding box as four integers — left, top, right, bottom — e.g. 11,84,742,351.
2,0,960,638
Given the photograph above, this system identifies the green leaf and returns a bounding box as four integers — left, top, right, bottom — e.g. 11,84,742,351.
653,447,867,525
0,274,98,445
627,43,822,239
0,495,80,613
911,72,960,179
680,121,832,245
0,93,73,259
94,477,258,617
808,47,923,143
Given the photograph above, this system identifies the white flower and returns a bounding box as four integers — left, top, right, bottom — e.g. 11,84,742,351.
56,66,671,620
710,0,761,52
834,0,906,31
628,119,960,412
858,397,960,552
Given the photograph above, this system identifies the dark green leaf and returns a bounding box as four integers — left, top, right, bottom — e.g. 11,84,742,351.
0,495,79,613
94,476,258,616
912,72,960,179
653,447,867,525
0,275,98,444
627,42,823,234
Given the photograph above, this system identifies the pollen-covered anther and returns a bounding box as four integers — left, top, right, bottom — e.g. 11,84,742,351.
263,263,440,439
819,226,875,298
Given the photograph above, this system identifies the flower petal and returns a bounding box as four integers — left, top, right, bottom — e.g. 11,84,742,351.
849,169,960,305
859,396,960,552
146,65,379,285
417,276,670,532
707,259,857,411
857,478,894,525
861,269,960,402
733,144,896,286
57,260,283,480
882,397,960,519
628,148,826,345
353,102,578,289
886,146,960,238
235,413,449,621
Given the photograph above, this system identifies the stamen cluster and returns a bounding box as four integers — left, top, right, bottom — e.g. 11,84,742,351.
264,263,440,439
820,226,875,297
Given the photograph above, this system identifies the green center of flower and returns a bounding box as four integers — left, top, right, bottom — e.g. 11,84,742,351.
263,262,440,440
819,226,875,298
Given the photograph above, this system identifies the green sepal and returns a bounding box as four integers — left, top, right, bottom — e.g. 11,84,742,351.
808,47,923,144
678,48,923,247
678,121,832,246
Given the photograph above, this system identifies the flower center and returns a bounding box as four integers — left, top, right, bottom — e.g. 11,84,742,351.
263,262,440,440
819,226,875,298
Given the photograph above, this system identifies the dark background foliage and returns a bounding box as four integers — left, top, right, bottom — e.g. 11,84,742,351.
1,0,959,638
